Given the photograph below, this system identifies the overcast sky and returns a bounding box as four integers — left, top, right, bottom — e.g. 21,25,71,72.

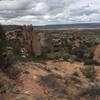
0,0,100,25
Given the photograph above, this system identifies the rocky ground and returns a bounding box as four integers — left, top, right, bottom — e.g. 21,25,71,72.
0,60,100,100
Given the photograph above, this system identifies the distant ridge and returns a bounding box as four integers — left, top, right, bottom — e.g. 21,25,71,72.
3,25,20,31
35,23,100,30
3,23,100,31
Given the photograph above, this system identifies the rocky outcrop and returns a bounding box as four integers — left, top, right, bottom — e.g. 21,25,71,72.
94,44,100,63
22,25,42,57
5,25,53,57
38,32,53,52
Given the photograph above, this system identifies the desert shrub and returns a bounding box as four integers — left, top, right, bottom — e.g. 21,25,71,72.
84,47,95,59
7,40,23,62
39,73,67,97
10,67,22,79
9,40,21,55
76,81,100,100
39,73,61,89
84,51,93,59
63,53,70,61
1,47,16,69
80,66,96,80
33,56,46,64
84,59,100,65
65,74,81,85
46,51,64,60
4,67,22,79
35,96,45,100
71,48,84,59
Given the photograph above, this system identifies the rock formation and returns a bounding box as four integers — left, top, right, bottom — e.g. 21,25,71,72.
5,25,53,57
22,25,42,57
94,44,100,63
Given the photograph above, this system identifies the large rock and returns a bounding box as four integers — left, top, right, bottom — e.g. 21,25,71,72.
22,25,42,57
93,44,100,63
38,32,53,53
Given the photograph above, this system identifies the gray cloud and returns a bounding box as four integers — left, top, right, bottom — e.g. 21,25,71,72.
70,5,99,16
0,0,100,25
